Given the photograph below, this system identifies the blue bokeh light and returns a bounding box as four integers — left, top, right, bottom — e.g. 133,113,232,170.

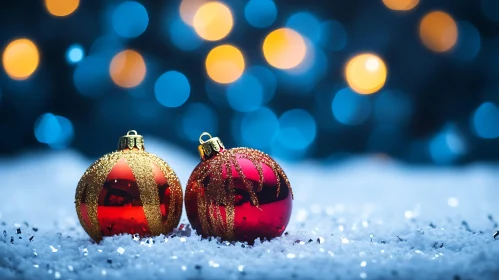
277,109,317,150
169,18,202,51
66,44,84,64
319,20,347,51
240,107,279,149
154,71,190,108
454,21,481,61
332,88,371,125
247,65,276,104
227,73,263,112
429,125,466,164
472,102,499,139
34,113,74,149
181,103,218,142
73,55,111,98
481,0,499,23
244,0,277,28
286,12,321,43
112,1,149,38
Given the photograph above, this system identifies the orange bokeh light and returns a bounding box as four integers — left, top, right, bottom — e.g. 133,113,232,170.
193,2,233,41
419,11,458,52
382,0,419,11
44,0,80,17
263,28,307,70
345,53,387,95
110,50,146,88
205,45,245,84
179,0,206,26
2,38,40,80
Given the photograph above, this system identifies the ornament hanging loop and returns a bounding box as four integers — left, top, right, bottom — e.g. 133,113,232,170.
198,132,225,160
118,130,145,151
199,132,213,144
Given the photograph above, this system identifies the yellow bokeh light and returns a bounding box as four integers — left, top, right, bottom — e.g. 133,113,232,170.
382,0,419,11
180,0,206,26
205,45,245,84
345,53,387,95
110,50,146,88
193,2,233,41
44,0,80,17
419,11,458,52
2,38,40,80
263,28,307,70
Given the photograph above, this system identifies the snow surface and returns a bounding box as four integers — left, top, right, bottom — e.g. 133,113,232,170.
0,137,498,279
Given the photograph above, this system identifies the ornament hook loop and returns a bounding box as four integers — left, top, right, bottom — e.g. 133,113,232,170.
198,132,224,160
118,130,145,151
199,132,213,144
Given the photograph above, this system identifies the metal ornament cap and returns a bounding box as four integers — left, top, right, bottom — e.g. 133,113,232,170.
198,132,225,160
118,130,145,151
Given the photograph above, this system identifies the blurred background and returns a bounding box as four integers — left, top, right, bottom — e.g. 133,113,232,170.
0,0,497,164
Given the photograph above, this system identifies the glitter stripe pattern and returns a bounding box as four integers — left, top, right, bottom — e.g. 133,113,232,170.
186,147,292,241
75,150,182,241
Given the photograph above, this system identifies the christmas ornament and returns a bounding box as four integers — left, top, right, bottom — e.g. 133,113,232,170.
75,130,182,241
185,132,293,243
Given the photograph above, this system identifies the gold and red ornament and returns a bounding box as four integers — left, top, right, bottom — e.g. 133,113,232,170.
75,130,183,241
185,132,293,243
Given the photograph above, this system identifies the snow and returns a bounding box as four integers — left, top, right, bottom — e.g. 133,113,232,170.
1,137,498,279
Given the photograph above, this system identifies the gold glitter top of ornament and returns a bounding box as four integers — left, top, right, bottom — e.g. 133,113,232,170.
118,130,145,151
198,132,225,160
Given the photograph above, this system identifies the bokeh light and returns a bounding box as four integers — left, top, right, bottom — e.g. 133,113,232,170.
332,87,372,125
226,73,263,112
481,0,499,23
319,20,347,51
110,50,146,88
277,109,317,150
34,113,74,149
169,18,203,51
240,107,279,149
179,0,206,26
44,0,79,17
453,21,481,61
2,38,40,80
429,125,466,164
193,2,233,41
247,65,277,104
345,53,387,95
205,45,245,84
66,44,84,64
263,28,307,70
382,0,419,11
472,102,499,139
181,103,218,142
244,0,277,28
112,1,149,39
154,71,190,108
419,11,458,53
286,12,321,43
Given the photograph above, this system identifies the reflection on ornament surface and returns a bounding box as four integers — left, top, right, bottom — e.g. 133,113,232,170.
185,133,293,243
75,131,182,241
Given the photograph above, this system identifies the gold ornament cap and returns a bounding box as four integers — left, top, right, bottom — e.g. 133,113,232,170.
198,132,225,160
118,130,145,151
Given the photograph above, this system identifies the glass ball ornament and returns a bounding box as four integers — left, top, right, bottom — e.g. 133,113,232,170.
75,130,183,241
185,132,293,243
